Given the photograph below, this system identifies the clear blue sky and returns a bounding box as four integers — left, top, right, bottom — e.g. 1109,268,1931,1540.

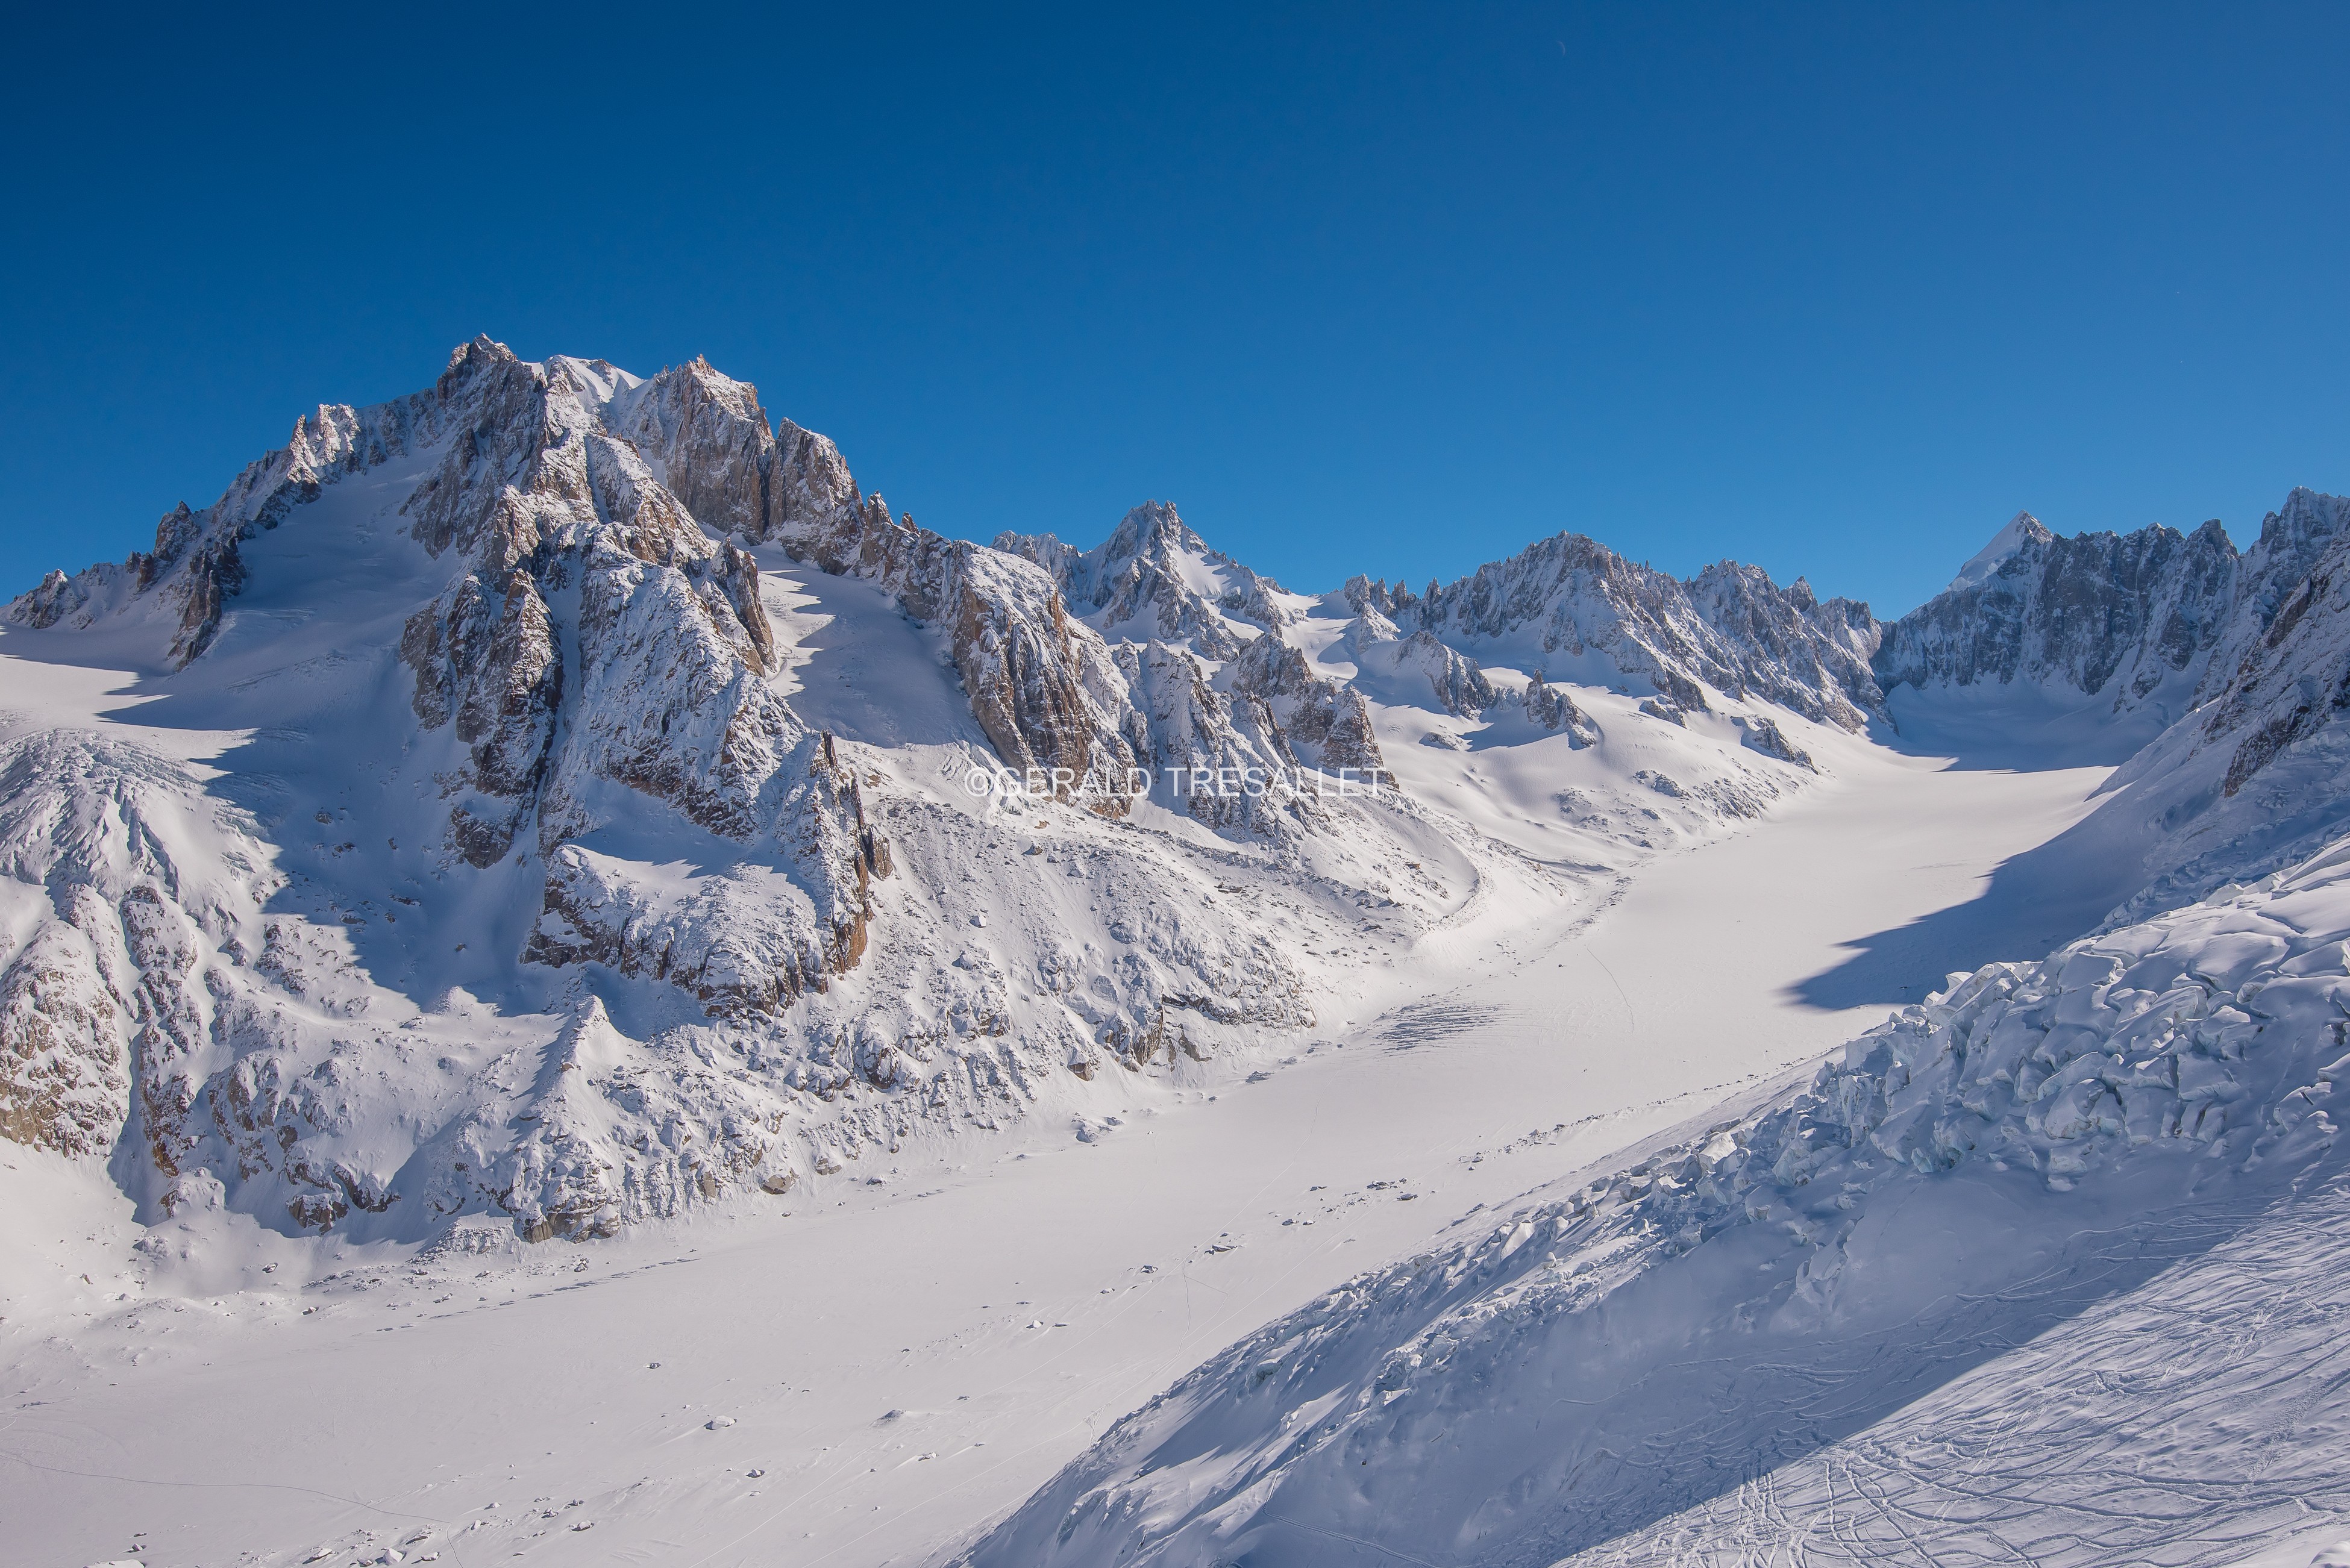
3,3,2345,618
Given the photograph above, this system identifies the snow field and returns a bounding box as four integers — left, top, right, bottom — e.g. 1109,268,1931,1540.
2,731,2110,1567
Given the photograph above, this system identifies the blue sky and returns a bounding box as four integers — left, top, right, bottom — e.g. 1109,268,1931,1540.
2,2,2344,617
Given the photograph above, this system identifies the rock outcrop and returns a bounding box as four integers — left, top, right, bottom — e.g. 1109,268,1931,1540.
1520,673,1602,746
1733,712,1813,769
1226,633,1388,775
1874,512,2241,712
1347,534,1884,729
999,501,1294,659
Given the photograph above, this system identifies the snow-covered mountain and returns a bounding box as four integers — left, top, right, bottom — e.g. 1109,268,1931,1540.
1349,531,1885,730
1863,487,2350,926
954,488,2350,1568
3,342,889,1237
1874,489,2350,735
0,340,1829,1249
11,337,2350,1568
1877,510,2238,719
1944,507,2044,592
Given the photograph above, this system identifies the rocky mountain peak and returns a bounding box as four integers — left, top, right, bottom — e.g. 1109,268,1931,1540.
1876,495,2350,727
1100,498,1204,561
1391,531,1885,729
998,501,1294,661
1877,513,2239,714
1947,510,2055,593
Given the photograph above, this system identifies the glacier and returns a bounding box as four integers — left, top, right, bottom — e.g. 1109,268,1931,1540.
5,339,2350,1568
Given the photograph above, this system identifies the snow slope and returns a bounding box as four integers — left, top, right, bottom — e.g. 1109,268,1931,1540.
966,836,2350,1568
8,337,2350,1568
0,730,2110,1568
1,340,1852,1262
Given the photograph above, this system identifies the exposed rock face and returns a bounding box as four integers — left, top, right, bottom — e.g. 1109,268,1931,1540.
1637,696,1688,726
991,505,1406,830
363,345,876,987
1874,513,2242,710
0,886,131,1157
2187,501,2350,802
1735,713,1814,769
1685,563,1884,721
1872,495,2350,798
582,351,863,545
1118,639,1309,835
398,349,1144,818
1353,625,1501,717
1349,534,1884,729
783,504,1149,812
523,356,1156,816
1520,673,1602,746
12,569,73,629
0,730,256,1198
525,736,889,1016
2196,488,2350,712
1226,633,1388,775
999,501,1293,659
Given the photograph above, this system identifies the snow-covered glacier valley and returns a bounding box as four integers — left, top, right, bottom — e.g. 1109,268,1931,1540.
5,341,2350,1568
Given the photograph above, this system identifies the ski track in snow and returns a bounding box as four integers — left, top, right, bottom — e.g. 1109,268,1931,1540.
1561,1179,2350,1568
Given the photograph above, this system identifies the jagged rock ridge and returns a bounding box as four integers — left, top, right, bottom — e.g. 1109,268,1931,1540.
998,500,1295,658
1346,534,1885,730
0,339,1564,1245
1873,489,2350,726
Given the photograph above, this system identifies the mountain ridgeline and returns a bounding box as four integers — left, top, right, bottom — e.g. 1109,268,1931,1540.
2,336,2348,1252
